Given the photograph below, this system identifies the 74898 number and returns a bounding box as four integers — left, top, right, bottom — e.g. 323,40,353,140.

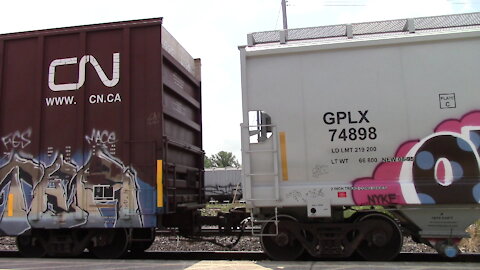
328,127,377,141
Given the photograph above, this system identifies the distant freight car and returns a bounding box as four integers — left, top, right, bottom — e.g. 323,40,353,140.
204,167,242,202
0,18,203,258
240,12,480,260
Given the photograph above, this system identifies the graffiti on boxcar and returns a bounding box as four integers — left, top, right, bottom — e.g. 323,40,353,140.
0,129,153,235
85,129,117,146
353,111,480,205
0,154,37,235
28,149,142,228
147,112,161,126
1,128,32,152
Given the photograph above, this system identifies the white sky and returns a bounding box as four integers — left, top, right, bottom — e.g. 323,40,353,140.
1,0,479,161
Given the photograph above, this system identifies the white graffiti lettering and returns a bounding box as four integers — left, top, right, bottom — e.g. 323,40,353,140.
85,129,117,146
1,128,32,150
48,53,120,92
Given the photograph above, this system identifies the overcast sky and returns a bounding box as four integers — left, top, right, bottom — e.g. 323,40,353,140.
1,0,479,161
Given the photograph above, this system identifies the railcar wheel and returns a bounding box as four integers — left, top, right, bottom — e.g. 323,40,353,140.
89,229,128,259
16,234,47,258
356,214,403,261
260,215,304,261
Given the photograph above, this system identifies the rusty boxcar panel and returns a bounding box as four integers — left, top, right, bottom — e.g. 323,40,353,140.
0,19,202,234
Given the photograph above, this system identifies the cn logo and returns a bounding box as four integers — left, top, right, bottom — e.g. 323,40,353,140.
48,53,120,91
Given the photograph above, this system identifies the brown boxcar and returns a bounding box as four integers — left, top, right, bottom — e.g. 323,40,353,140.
0,18,203,257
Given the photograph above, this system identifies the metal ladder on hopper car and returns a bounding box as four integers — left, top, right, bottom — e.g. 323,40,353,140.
241,123,281,236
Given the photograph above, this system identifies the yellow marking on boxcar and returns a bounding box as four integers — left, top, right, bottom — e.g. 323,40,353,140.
279,132,289,181
157,160,164,207
7,194,13,217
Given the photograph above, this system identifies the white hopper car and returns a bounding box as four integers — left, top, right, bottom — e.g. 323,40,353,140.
239,12,480,260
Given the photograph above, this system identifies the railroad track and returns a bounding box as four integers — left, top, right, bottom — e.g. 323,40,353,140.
0,250,478,262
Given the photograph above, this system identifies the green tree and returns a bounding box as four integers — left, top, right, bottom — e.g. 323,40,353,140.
209,151,240,168
204,155,213,168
